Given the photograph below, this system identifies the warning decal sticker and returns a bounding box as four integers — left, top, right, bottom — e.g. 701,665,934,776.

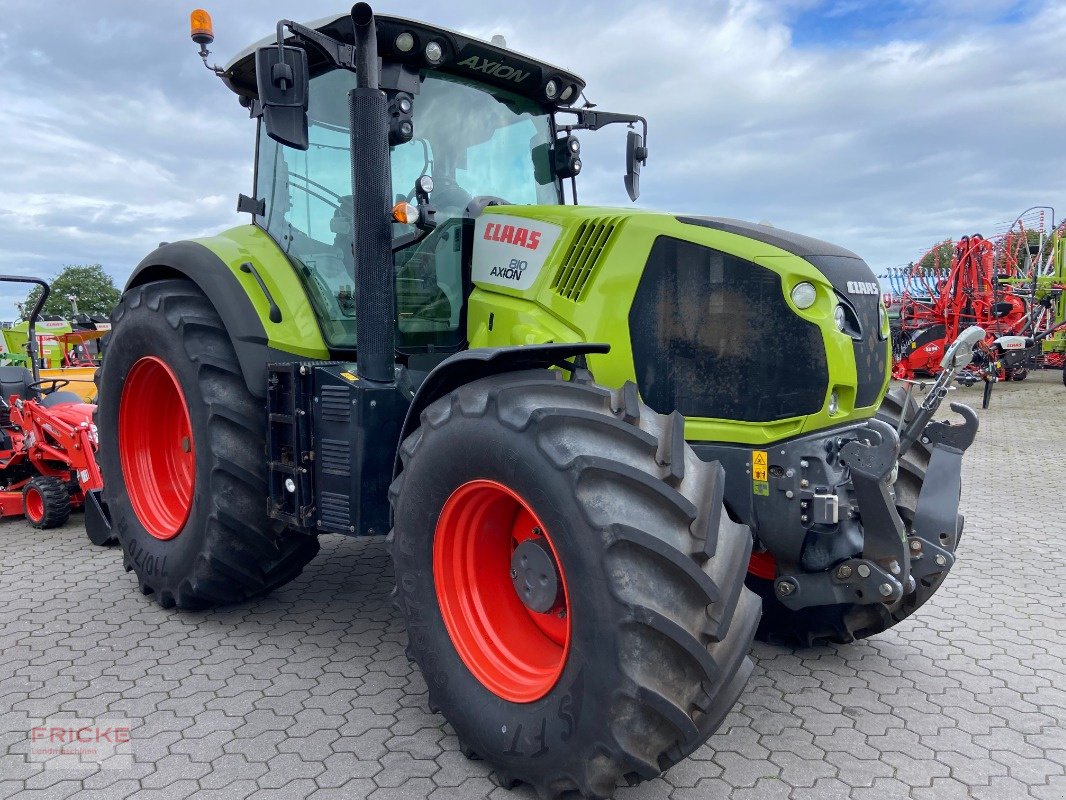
752,450,768,482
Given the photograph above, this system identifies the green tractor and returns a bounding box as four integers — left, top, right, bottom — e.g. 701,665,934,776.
96,5,978,796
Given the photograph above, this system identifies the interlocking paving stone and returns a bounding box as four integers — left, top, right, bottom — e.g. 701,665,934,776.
0,372,1063,798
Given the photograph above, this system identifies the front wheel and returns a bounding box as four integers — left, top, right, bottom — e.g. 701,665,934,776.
23,476,71,529
391,372,760,798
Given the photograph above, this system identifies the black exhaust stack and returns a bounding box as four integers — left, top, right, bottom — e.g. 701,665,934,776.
349,3,394,383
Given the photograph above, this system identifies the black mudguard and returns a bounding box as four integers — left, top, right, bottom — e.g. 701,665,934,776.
393,342,610,478
126,240,297,399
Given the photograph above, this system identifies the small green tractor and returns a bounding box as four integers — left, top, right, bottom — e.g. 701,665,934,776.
96,6,979,796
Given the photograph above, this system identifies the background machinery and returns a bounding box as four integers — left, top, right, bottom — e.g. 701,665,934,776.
890,208,1066,390
95,6,977,796
0,276,109,538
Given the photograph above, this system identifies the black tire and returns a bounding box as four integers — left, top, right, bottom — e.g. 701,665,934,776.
391,372,760,799
23,476,71,529
748,387,959,646
96,279,319,610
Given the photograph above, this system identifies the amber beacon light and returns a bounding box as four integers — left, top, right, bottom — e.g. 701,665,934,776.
190,9,214,46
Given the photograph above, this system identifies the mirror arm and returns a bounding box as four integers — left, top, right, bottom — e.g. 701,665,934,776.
558,110,648,153
280,20,357,71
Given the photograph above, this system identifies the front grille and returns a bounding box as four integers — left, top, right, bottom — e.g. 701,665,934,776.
551,218,621,301
630,236,828,422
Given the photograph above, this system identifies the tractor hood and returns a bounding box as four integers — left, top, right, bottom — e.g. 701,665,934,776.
464,205,890,445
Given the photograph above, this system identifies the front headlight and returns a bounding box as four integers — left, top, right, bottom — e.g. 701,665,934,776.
791,282,817,310
834,304,847,332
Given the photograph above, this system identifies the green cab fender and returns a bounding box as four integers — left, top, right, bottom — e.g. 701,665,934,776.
392,342,610,479
125,228,331,398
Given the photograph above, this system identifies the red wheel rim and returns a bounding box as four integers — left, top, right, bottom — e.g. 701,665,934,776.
25,487,44,523
748,550,777,581
433,480,571,703
118,356,195,540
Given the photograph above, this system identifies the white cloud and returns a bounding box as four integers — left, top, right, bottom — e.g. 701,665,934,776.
0,0,1062,320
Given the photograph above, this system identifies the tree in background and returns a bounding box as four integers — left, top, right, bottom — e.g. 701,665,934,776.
1000,228,1048,273
22,265,120,319
915,240,954,276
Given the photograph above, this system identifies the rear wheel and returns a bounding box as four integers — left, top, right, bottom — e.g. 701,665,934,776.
96,279,319,609
391,372,760,798
746,387,959,646
23,476,70,529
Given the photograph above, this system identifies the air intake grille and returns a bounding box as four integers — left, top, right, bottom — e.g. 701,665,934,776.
320,491,351,529
319,439,351,477
320,385,351,423
551,218,621,301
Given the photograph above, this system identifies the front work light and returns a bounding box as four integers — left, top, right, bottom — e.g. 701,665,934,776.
425,41,444,64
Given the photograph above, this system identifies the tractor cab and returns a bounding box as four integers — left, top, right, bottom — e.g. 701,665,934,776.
218,12,644,353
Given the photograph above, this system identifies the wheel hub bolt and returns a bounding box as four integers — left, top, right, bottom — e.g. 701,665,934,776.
857,564,871,578
836,564,853,579
879,582,894,598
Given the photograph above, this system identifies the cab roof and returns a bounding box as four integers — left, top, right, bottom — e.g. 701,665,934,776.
223,12,586,109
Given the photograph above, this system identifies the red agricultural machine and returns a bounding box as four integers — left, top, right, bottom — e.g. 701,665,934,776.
0,276,111,541
892,208,1066,392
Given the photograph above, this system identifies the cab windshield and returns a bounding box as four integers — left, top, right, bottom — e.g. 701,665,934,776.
256,69,559,351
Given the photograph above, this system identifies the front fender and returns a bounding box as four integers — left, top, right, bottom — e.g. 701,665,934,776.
394,342,609,478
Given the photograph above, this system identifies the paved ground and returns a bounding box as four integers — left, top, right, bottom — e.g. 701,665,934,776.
1,372,1064,799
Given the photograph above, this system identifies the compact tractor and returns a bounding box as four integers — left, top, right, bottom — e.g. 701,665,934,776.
0,276,109,537
95,6,978,796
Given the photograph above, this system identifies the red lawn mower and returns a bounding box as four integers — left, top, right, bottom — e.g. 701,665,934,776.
0,276,112,543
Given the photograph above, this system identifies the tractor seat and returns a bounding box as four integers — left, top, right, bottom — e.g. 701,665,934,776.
0,366,81,407
0,366,35,403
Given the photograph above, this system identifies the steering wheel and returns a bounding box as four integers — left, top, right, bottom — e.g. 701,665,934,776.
29,378,71,395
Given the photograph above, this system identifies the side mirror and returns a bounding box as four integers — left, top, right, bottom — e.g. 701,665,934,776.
255,44,310,150
625,130,647,202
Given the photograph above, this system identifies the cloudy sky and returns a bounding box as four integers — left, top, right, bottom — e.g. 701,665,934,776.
1,0,1063,319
